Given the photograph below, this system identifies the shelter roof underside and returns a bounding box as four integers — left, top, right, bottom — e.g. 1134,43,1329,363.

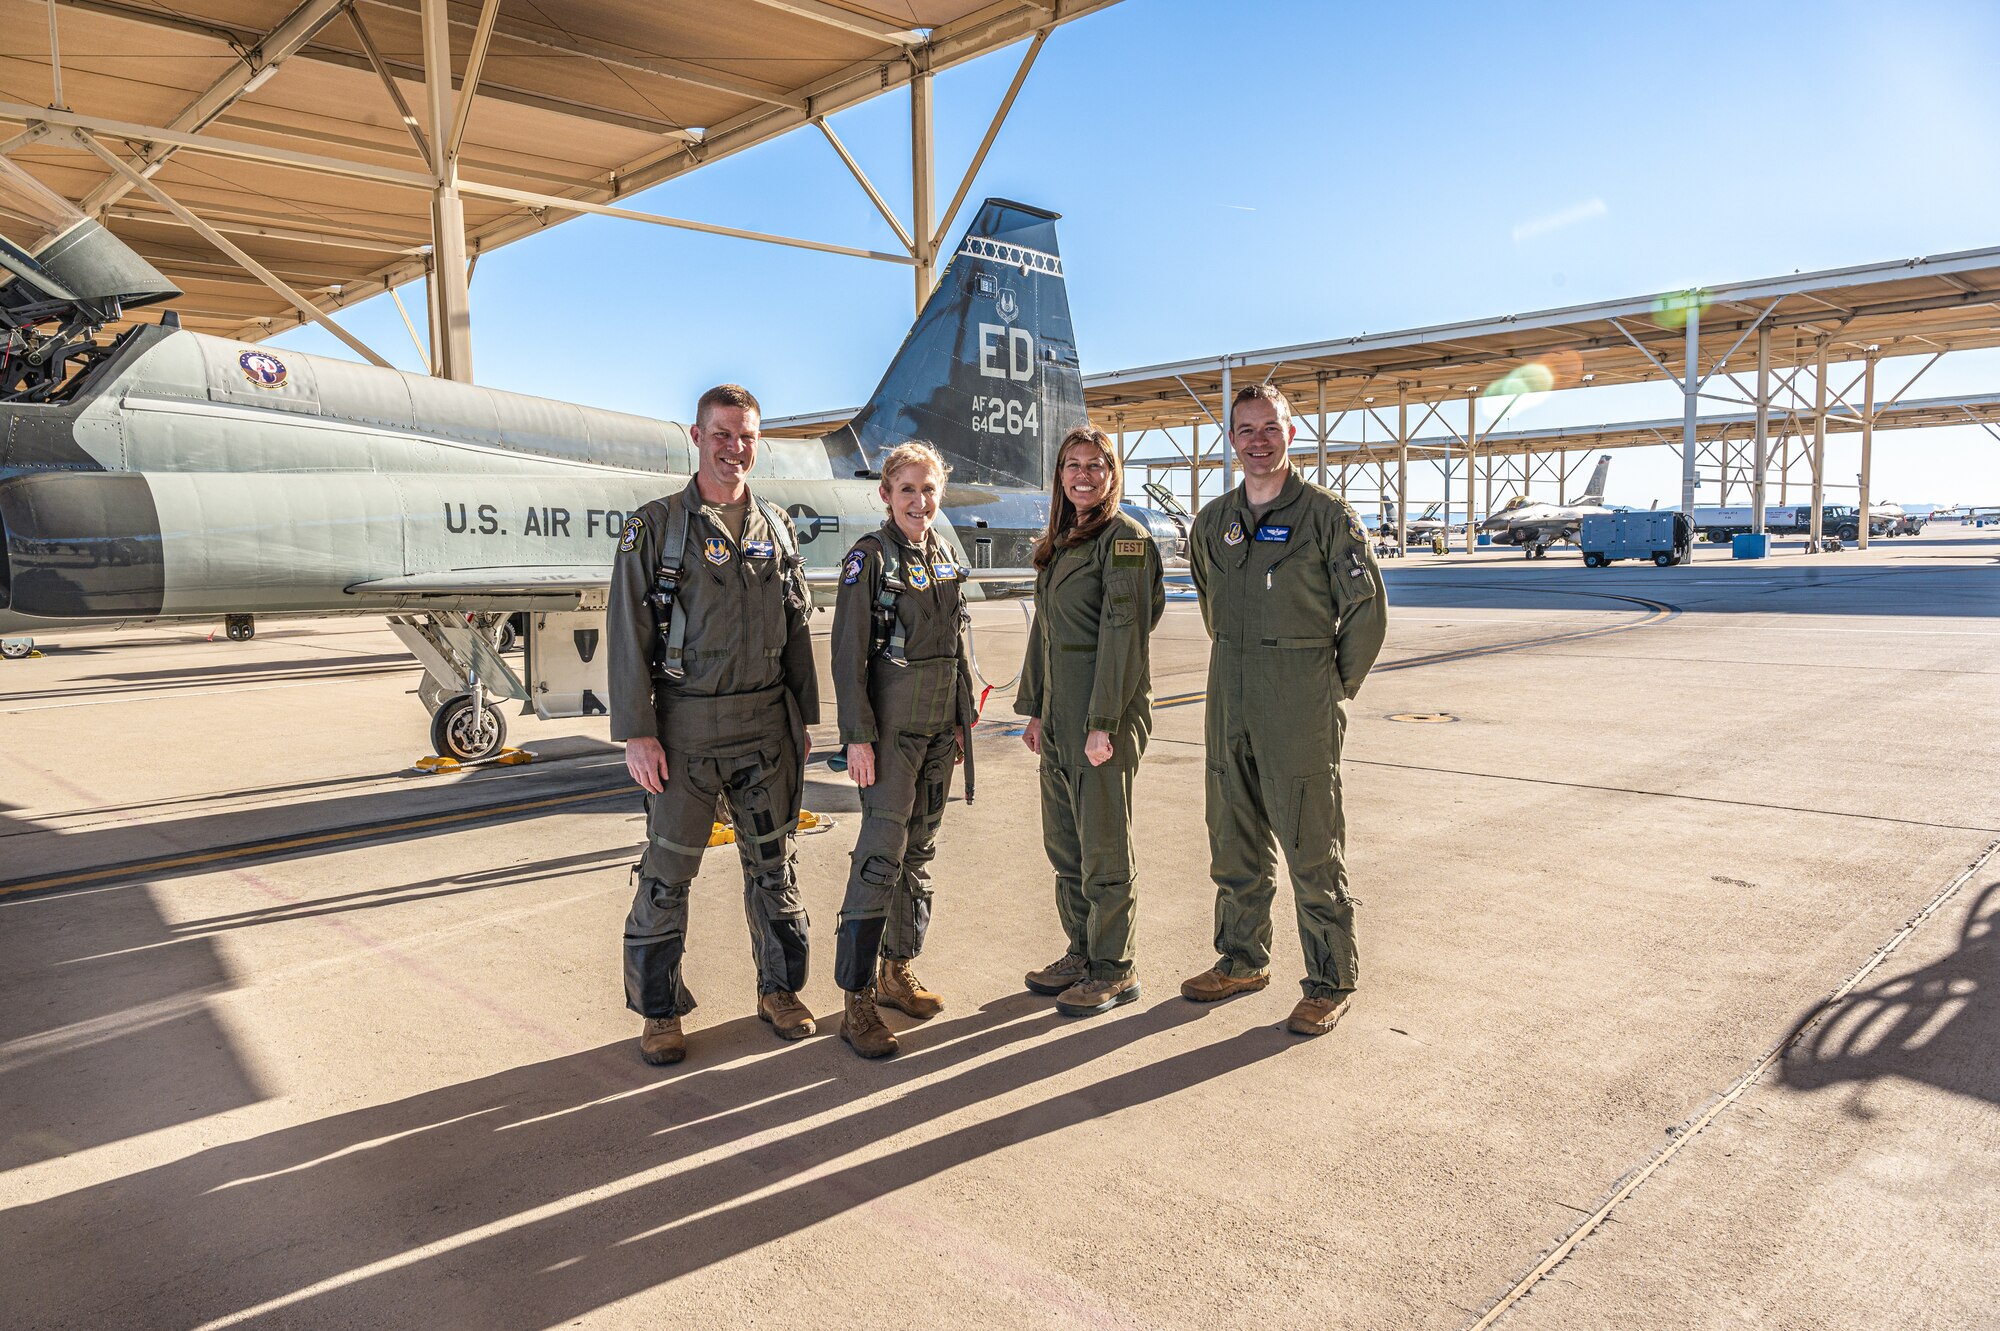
1087,249,2000,432
0,0,1109,339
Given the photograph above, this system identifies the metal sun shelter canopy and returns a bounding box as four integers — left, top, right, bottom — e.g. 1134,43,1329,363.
0,0,1115,374
775,246,2000,551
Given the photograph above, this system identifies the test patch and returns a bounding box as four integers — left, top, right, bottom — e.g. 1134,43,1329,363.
841,550,865,585
742,539,775,559
1113,538,1146,566
1254,525,1291,542
618,516,643,552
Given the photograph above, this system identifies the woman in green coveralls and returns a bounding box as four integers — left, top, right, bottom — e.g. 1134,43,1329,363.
1017,425,1165,1016
829,442,977,1058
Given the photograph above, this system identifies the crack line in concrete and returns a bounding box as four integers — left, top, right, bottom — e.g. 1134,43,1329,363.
1464,837,2000,1330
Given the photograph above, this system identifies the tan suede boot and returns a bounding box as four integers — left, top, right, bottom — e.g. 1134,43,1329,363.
1024,951,1089,995
757,990,816,1041
1287,992,1353,1036
840,987,899,1059
877,957,944,1020
1179,967,1271,1003
638,1015,685,1066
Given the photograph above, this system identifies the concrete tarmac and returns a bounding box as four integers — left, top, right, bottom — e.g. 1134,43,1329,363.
1,526,1995,1330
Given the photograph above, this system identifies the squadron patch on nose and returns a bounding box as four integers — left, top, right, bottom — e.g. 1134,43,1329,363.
618,516,644,552
703,536,731,566
842,550,865,585
1223,519,1246,547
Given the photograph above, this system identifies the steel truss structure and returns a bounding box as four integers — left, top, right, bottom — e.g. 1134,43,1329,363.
0,0,1113,375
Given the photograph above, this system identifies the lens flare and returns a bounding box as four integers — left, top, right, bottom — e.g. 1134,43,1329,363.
1651,288,1711,329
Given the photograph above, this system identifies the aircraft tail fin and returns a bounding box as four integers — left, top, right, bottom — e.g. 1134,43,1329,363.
1578,454,1612,505
825,199,1081,491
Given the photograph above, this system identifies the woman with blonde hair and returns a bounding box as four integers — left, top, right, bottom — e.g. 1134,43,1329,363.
1016,424,1165,1016
827,440,978,1057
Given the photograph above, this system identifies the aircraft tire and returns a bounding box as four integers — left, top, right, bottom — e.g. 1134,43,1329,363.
432,694,507,762
495,619,518,653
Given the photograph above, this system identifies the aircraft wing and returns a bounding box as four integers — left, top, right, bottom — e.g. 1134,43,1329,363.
346,565,1039,596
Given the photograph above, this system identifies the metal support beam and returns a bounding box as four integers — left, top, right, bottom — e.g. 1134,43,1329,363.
1464,390,1477,553
1858,352,1876,550
447,0,503,160
357,0,809,111
931,30,1047,253
738,0,924,45
1220,361,1234,491
1187,423,1201,514
457,180,916,264
1681,296,1700,516
422,0,472,382
1315,373,1328,487
348,4,431,171
46,0,68,110
78,0,353,217
1396,384,1409,552
70,129,391,368
909,64,935,311
815,118,914,254
1752,326,1770,534
1810,335,1829,550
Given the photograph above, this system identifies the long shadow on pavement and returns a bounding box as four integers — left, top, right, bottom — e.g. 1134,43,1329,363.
1,991,1279,1328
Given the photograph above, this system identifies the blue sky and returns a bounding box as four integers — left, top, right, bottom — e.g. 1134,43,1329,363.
275,0,2000,509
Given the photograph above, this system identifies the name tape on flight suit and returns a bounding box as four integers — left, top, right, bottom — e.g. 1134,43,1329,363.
742,539,775,558
1254,525,1291,542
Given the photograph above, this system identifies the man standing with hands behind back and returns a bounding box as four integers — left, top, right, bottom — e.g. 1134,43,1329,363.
608,384,820,1066
1182,384,1387,1035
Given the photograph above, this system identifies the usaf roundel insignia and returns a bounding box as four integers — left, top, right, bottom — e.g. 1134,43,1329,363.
907,563,931,591
703,536,731,566
841,551,865,585
238,350,288,388
1223,519,1246,547
618,516,643,552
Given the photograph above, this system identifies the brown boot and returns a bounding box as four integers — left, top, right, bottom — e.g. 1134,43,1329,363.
1025,951,1089,995
638,1015,685,1066
840,987,899,1059
1287,992,1353,1036
877,957,943,1020
1179,966,1271,1003
1055,973,1141,1017
757,990,816,1041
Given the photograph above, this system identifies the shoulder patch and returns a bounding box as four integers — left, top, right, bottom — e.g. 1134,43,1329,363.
618,515,644,552
1112,537,1147,566
841,550,866,585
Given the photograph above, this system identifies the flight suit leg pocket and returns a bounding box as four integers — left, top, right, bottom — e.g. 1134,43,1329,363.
1287,767,1339,869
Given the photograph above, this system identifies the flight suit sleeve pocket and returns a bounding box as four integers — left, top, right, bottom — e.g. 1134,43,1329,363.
1104,569,1137,627
1331,547,1378,615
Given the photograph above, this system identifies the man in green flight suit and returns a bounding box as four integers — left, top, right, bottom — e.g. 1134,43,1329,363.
1181,384,1387,1035
607,383,820,1066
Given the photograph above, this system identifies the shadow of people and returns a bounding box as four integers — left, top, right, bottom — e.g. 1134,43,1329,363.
3,988,1186,1329
226,1000,1285,1330
1780,880,1999,1110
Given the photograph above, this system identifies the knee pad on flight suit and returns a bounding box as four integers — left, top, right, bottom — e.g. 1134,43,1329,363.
623,869,696,1017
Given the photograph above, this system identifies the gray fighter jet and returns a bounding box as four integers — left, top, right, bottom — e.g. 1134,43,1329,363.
1477,454,1615,557
0,163,1104,759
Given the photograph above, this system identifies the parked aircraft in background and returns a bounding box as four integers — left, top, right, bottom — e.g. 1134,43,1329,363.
0,168,1167,759
1477,454,1615,557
